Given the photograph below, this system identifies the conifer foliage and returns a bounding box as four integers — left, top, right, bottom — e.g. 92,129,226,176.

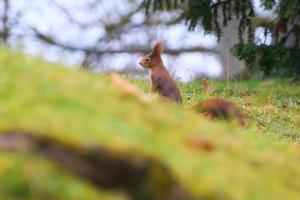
143,0,300,78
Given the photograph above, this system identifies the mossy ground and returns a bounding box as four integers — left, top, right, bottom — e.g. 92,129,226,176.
0,48,300,200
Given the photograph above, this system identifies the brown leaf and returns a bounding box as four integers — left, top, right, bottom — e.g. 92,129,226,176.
244,102,252,107
202,79,213,93
263,104,276,112
262,96,277,112
291,143,300,152
111,73,150,103
186,136,214,153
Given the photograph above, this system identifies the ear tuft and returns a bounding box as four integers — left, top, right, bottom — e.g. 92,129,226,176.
152,42,164,57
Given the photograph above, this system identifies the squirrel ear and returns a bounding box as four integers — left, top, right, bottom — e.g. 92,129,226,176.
152,42,164,57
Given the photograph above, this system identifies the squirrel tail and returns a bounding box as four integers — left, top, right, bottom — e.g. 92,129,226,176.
192,98,247,127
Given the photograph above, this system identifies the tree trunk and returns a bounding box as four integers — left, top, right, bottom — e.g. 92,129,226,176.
1,0,10,44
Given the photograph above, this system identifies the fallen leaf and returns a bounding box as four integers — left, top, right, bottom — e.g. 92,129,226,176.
291,143,300,152
263,104,276,112
186,136,214,153
111,73,150,103
202,79,213,93
244,102,252,107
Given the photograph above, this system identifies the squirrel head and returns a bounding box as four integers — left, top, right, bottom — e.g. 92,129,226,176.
139,42,164,69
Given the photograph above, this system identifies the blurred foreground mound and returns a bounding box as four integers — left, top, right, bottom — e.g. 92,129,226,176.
0,48,300,200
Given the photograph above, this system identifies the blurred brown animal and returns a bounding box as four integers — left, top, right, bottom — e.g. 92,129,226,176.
192,98,247,127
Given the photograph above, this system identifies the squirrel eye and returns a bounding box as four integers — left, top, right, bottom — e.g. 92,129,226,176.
145,58,150,62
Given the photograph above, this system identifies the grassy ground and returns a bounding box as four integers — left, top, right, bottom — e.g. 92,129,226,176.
183,79,300,142
0,48,300,200
132,77,300,143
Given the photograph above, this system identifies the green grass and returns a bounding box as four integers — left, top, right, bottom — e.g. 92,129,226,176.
179,79,300,142
0,48,300,200
131,77,300,142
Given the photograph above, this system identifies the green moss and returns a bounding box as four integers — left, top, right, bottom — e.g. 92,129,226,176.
0,152,127,200
0,47,300,199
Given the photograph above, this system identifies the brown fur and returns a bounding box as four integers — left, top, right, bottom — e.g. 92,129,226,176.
139,42,182,104
192,98,247,127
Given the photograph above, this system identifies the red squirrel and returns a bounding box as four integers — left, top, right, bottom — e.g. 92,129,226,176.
139,42,247,126
139,42,182,103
